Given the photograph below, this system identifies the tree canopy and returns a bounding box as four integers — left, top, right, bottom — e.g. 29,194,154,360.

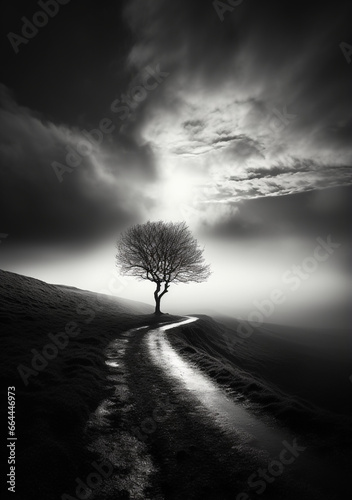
116,220,211,314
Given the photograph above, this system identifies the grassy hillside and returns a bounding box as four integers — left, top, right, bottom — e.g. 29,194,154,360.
167,315,352,442
1,269,350,498
0,270,162,500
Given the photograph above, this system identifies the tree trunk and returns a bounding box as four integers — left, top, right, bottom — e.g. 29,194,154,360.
153,281,169,315
154,295,162,315
154,281,162,315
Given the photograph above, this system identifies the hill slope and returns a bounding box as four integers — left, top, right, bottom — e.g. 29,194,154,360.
167,315,352,438
1,270,351,499
0,269,160,500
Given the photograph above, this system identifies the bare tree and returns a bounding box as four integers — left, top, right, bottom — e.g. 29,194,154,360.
116,221,211,314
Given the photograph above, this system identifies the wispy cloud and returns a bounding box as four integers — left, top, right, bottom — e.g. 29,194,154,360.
123,0,352,215
0,85,157,246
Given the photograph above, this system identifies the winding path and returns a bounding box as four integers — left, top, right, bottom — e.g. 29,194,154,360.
146,316,290,455
86,316,346,500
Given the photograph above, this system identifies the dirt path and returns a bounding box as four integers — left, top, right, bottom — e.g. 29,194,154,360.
87,317,345,500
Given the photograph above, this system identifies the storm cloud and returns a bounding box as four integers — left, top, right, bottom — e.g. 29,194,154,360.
1,0,351,314
0,84,157,247
123,0,352,211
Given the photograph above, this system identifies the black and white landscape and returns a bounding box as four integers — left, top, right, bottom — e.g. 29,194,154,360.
1,1,352,499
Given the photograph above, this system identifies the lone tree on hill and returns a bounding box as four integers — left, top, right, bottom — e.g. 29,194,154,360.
116,220,211,315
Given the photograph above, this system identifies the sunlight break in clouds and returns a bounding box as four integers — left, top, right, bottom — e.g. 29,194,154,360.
124,0,352,225
1,0,351,326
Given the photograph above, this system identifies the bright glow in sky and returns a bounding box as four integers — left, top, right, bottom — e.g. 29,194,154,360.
1,0,351,329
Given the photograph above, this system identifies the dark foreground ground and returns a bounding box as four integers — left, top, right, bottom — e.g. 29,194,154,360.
1,269,351,499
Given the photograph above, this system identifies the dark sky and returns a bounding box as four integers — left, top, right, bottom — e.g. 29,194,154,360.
1,0,351,319
1,1,133,124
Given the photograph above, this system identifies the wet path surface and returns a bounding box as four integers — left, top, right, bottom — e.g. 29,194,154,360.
147,317,290,456
86,316,349,499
